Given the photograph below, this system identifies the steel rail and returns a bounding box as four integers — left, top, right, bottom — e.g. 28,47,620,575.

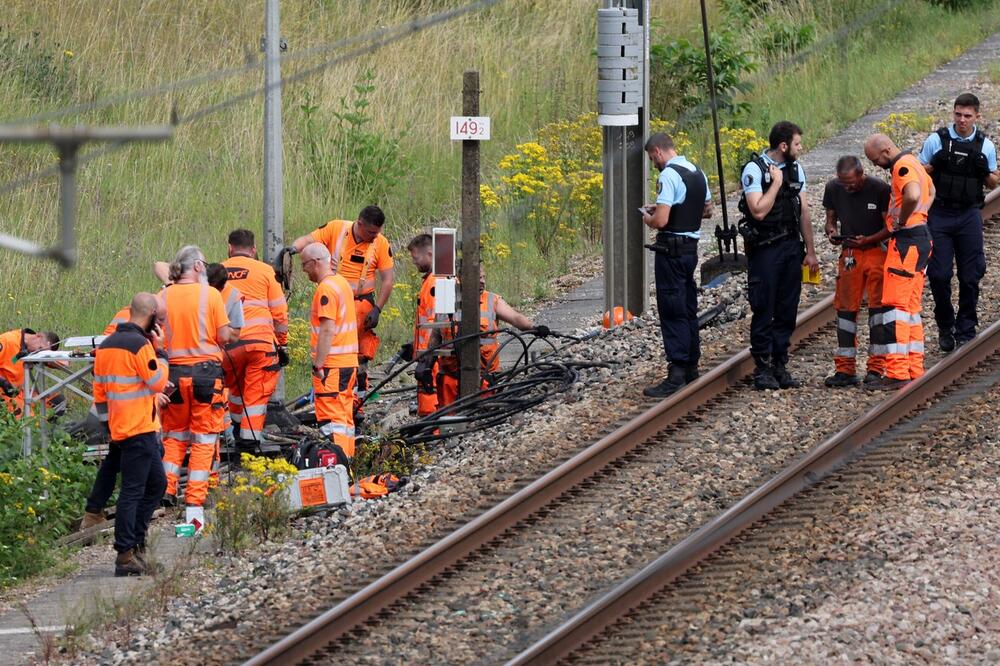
243,295,835,665
509,308,1000,665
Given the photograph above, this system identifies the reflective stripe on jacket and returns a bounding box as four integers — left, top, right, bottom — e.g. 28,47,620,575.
222,255,289,347
310,274,360,368
92,322,169,441
162,282,229,364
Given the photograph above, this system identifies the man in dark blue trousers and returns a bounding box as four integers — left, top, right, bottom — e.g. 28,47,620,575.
919,92,999,350
641,133,713,398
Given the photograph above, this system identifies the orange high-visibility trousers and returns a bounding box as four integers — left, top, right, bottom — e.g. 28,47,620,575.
223,344,279,442
314,366,357,459
417,360,439,416
161,371,225,506
834,246,887,376
879,228,932,381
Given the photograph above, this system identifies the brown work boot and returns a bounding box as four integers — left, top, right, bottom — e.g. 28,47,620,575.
80,511,105,530
114,549,146,577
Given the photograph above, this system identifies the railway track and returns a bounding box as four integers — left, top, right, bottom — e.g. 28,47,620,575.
241,192,1000,665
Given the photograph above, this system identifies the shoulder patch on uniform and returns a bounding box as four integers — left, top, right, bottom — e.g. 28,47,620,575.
656,179,663,194
148,359,158,371
388,244,393,257
429,286,435,297
743,174,754,187
898,166,909,176
317,222,328,229
320,295,329,306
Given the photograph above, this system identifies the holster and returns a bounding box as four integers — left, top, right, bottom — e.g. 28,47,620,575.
645,233,698,257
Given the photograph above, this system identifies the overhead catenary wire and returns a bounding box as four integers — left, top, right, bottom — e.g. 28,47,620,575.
4,0,505,128
0,0,505,199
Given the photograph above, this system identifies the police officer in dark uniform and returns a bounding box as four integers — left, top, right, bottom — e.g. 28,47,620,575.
738,121,819,390
918,92,999,351
641,133,713,398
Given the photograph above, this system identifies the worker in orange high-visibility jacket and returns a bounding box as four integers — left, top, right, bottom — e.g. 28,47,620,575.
221,229,289,448
90,292,169,576
205,263,243,486
864,134,935,388
290,205,394,414
427,265,551,408
0,328,60,416
301,242,358,462
159,246,235,508
104,306,132,336
407,233,438,416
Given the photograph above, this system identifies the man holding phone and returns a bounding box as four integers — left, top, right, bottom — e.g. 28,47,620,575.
822,155,891,387
89,292,170,576
641,132,713,398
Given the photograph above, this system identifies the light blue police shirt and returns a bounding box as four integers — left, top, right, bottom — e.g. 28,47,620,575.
655,156,712,239
740,152,807,196
918,124,998,171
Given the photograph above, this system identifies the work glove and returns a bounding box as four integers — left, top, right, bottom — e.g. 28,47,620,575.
364,305,382,330
0,377,16,397
276,346,290,367
414,355,434,388
398,342,414,363
534,325,552,337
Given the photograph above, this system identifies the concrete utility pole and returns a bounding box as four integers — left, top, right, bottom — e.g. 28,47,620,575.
262,0,285,266
0,125,172,267
458,70,482,398
598,0,650,325
263,0,286,402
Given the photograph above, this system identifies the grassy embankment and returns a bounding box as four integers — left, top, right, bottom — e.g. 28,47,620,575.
1,0,999,398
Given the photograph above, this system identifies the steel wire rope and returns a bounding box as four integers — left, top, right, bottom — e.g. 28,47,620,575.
0,0,505,199
3,0,505,127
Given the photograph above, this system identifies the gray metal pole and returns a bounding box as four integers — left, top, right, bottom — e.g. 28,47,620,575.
459,70,482,399
263,0,284,266
57,144,78,267
263,0,286,402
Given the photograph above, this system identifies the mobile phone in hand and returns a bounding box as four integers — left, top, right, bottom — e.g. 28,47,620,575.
162,382,177,398
830,234,845,242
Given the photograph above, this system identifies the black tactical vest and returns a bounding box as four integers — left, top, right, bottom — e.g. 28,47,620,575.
664,163,708,234
929,127,990,209
738,155,802,236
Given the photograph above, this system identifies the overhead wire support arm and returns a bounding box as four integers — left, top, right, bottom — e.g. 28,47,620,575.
0,124,172,267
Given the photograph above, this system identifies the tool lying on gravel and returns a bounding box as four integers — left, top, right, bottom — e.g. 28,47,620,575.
696,0,747,285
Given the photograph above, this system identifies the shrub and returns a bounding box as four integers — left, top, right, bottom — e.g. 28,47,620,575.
209,453,297,554
758,16,816,57
354,432,430,479
298,69,410,203
0,412,92,587
874,112,935,148
650,30,756,122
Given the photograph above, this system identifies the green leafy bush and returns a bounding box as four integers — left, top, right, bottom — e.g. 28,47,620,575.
0,412,92,587
298,69,411,203
759,16,816,57
650,30,756,122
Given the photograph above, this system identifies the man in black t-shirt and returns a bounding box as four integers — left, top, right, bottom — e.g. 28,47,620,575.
822,155,892,387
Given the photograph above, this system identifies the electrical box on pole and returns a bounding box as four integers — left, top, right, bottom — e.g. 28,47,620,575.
598,1,650,326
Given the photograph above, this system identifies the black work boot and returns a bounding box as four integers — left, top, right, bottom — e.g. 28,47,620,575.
114,549,146,577
685,364,699,383
939,329,955,353
643,364,688,398
772,362,800,389
863,371,882,387
824,372,859,388
161,493,178,508
753,365,780,391
868,376,910,391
